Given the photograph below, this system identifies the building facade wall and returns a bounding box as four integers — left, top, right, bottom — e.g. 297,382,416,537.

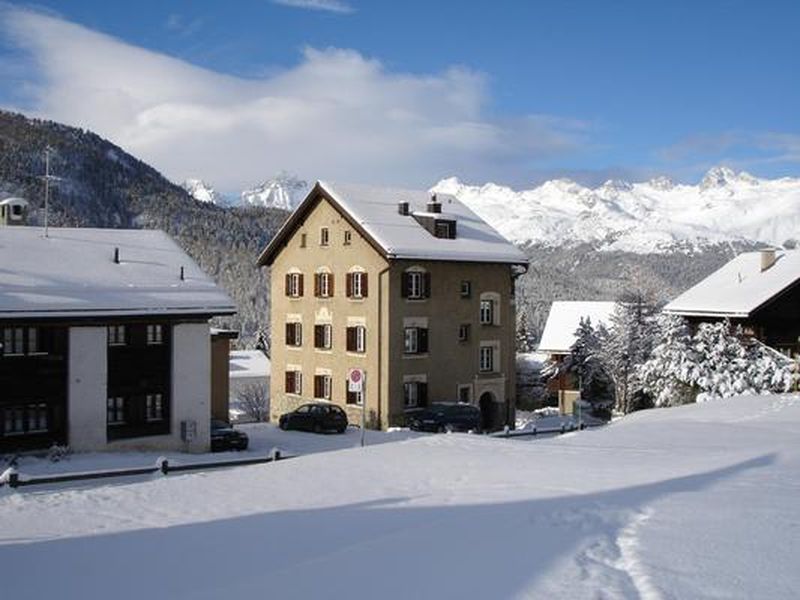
386,260,517,429
167,322,211,453
269,197,390,427
67,327,108,451
268,194,519,431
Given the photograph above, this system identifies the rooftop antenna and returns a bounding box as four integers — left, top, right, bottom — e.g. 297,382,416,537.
41,146,58,238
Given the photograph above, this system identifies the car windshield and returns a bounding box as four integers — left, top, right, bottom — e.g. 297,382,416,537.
211,420,229,430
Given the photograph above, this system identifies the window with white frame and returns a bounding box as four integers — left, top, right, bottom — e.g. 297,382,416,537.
27,403,49,432
286,272,304,297
3,406,24,435
146,393,164,421
286,322,303,347
146,324,163,345
108,325,126,346
350,271,367,298
403,327,428,354
346,325,367,353
285,370,303,395
347,387,364,405
316,272,333,297
479,299,494,325
403,381,427,408
460,280,472,298
107,396,126,425
315,324,333,349
2,327,24,355
479,345,495,373
314,374,332,400
406,271,425,299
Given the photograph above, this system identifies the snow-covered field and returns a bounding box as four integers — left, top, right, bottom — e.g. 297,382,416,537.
2,394,799,599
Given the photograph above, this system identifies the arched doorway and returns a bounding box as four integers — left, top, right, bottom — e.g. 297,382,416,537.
479,392,496,432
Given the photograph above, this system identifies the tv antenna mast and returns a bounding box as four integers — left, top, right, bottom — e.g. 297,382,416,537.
41,146,60,237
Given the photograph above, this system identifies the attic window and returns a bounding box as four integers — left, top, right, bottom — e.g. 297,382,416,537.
434,220,456,239
344,230,352,245
320,227,329,246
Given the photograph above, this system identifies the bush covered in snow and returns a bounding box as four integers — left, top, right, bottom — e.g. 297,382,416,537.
639,318,797,404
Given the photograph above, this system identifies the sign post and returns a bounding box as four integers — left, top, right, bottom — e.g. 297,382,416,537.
348,368,366,447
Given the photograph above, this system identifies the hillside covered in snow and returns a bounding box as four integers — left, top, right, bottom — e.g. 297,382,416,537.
434,167,800,253
2,394,798,599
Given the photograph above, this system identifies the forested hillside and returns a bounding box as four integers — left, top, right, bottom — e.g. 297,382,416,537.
0,110,289,346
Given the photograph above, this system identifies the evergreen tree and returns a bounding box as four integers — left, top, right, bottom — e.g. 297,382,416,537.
566,317,612,404
638,314,697,406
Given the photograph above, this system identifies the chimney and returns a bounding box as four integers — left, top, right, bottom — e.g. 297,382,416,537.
113,247,120,264
427,193,442,214
397,201,409,216
760,249,777,272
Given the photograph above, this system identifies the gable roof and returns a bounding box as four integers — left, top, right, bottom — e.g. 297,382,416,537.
664,250,800,318
537,301,616,354
0,226,236,319
258,181,528,266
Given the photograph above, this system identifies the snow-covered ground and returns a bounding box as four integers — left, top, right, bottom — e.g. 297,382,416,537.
2,394,799,599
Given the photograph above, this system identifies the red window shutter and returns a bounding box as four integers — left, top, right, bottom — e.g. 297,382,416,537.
401,272,409,298
298,274,304,297
314,325,325,348
346,273,353,297
285,274,290,296
423,272,431,298
285,371,293,393
362,273,368,297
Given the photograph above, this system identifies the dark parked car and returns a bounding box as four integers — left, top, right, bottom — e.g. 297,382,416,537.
407,403,482,433
210,419,249,452
279,403,348,434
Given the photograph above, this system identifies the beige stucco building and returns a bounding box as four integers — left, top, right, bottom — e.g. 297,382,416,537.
258,181,528,431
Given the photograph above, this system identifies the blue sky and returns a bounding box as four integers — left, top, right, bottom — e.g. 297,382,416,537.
0,0,798,191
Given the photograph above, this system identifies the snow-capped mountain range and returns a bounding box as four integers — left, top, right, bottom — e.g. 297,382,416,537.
433,167,800,254
184,167,800,255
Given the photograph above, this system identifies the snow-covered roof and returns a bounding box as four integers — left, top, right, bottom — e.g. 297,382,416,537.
664,249,800,318
537,301,616,354
0,226,236,319
230,350,270,378
258,181,528,265
0,197,28,206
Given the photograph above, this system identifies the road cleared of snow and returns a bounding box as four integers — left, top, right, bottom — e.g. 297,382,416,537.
1,394,798,599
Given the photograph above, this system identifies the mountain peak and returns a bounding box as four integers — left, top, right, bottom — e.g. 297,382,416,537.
699,166,759,191
241,173,308,210
182,179,223,204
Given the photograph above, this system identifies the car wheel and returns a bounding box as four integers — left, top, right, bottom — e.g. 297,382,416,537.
279,421,288,430
337,426,346,434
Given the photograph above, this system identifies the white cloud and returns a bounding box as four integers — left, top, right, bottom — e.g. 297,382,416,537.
0,7,589,191
272,0,355,14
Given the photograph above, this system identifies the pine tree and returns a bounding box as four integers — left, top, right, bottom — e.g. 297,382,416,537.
638,314,697,406
566,317,612,405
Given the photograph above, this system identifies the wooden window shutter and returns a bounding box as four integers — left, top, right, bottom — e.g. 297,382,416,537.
401,272,409,298
285,274,290,296
314,375,323,398
314,273,320,297
314,325,323,348
346,327,356,352
423,272,431,298
362,273,368,297
285,323,293,345
298,274,304,297
418,382,428,407
418,328,429,353
329,274,334,296
285,371,293,393
346,273,353,298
